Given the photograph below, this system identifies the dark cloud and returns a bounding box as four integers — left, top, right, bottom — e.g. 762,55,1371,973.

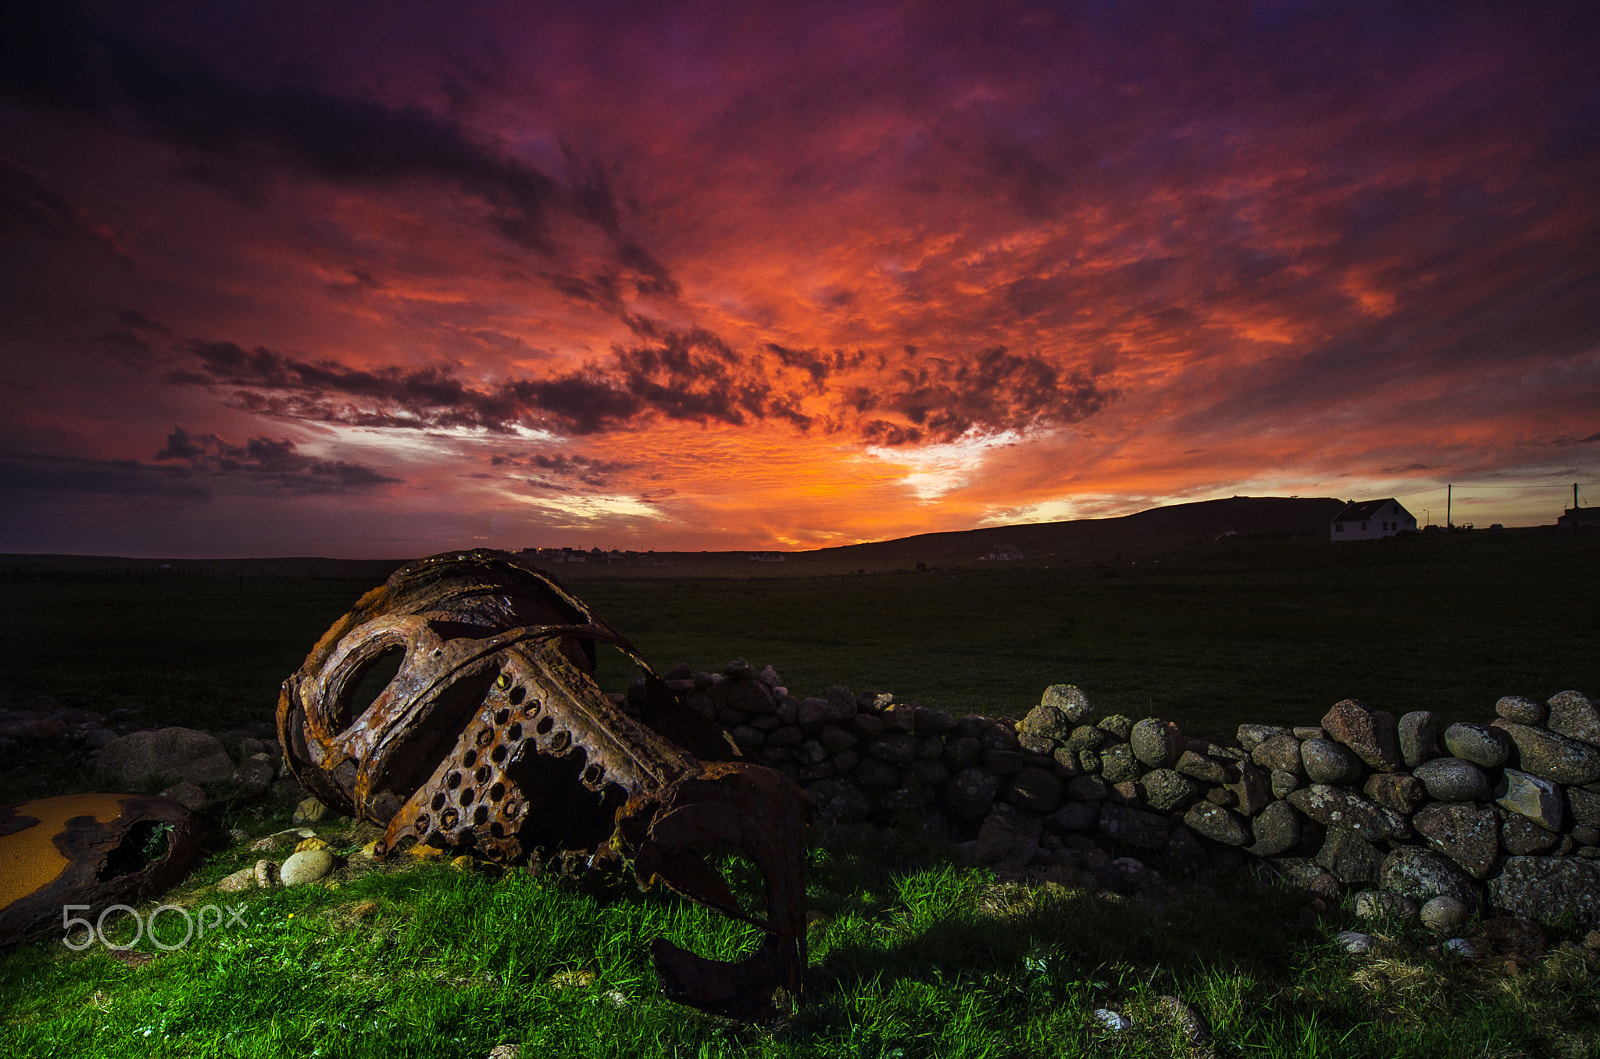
170,324,1117,444
488,450,632,488
152,427,400,493
0,452,211,501
0,154,129,261
0,3,677,295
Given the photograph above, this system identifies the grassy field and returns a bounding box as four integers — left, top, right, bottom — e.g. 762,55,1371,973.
4,529,1594,744
3,531,1599,1057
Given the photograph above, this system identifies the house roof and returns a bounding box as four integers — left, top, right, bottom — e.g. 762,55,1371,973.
1331,498,1410,523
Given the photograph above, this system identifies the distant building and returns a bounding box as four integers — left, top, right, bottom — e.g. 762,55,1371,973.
748,552,787,562
1557,505,1600,534
979,543,1023,561
1331,499,1417,541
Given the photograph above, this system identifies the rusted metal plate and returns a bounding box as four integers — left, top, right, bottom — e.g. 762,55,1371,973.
0,792,203,948
276,549,810,1021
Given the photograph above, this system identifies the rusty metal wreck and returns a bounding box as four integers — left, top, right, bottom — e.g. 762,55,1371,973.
275,549,810,1021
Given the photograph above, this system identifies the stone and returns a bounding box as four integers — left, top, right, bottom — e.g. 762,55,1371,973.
1270,769,1304,799
727,679,775,716
1487,857,1600,932
1548,690,1600,747
1099,744,1140,783
1039,684,1098,726
1443,724,1512,768
216,867,256,893
913,707,956,737
1379,846,1478,905
851,713,885,739
1398,710,1445,768
1413,803,1499,879
1097,803,1171,850
1017,701,1072,753
280,848,335,887
1413,757,1489,802
943,767,1002,821
1248,800,1301,857
819,725,857,755
1237,724,1290,752
729,725,765,751
1420,895,1469,933
93,727,238,788
830,748,858,773
765,725,804,748
1228,762,1271,816
1252,734,1304,774
806,778,873,822
293,797,330,825
254,859,280,888
1183,802,1250,846
1205,787,1236,808
1301,738,1363,785
974,811,1019,863
1501,814,1559,855
1065,725,1108,754
1317,828,1384,885
1495,695,1546,726
864,732,918,766
977,722,1020,752
84,728,119,752
1138,769,1200,812
1333,931,1374,954
1004,767,1063,814
1278,858,1343,901
1321,700,1402,772
1130,718,1183,769
943,736,981,769
1286,785,1403,842
1355,891,1419,921
852,759,901,792
1175,750,1230,784
796,698,826,728
1066,775,1108,801
983,749,1026,775
1495,769,1564,832
1097,714,1135,741
1494,723,1600,784
795,740,828,766
158,781,209,812
1163,827,1210,872
1100,856,1150,892
1569,786,1600,828
905,759,950,789
1048,801,1100,832
824,687,857,722
1363,772,1425,814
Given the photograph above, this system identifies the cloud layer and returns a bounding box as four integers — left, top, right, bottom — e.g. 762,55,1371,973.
1,1,1597,555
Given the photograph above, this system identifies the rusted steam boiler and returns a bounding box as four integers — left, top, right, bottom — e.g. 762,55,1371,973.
276,549,809,1022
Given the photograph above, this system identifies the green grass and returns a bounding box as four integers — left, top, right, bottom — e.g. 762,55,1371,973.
3,819,1596,1058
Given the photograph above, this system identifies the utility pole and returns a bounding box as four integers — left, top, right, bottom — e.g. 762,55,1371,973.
1447,484,1452,529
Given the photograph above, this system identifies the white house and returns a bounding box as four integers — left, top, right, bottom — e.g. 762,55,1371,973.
1331,498,1417,541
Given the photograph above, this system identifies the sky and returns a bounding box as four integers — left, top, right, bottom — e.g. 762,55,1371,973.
1,1,1597,558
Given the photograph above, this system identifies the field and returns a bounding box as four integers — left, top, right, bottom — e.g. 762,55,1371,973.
2,529,1599,1057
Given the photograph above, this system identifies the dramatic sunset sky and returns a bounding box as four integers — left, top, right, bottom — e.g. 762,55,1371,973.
2,2,1597,557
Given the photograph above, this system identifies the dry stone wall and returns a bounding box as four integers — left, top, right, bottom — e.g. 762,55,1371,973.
634,662,1600,934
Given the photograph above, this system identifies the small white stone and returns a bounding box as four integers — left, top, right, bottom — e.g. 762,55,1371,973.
1334,931,1374,954
1444,937,1477,958
1093,1008,1131,1032
1420,895,1469,934
279,848,335,886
